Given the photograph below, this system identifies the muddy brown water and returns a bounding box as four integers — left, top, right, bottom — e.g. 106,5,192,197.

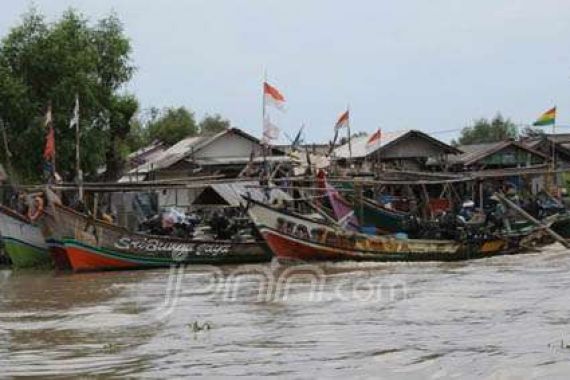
2,245,570,378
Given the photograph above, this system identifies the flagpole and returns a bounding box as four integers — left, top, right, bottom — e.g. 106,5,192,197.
48,101,56,183
262,69,268,181
262,69,267,142
551,106,557,191
347,104,352,162
74,95,83,201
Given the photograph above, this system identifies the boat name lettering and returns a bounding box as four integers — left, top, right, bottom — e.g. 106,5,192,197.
115,237,196,253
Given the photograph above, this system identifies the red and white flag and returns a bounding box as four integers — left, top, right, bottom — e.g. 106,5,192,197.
366,129,382,147
263,82,286,110
335,110,349,130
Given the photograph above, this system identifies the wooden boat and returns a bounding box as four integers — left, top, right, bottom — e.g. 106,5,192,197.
46,203,272,272
0,205,51,268
353,196,408,234
246,198,528,262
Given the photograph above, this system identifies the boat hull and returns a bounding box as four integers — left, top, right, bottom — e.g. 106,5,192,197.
260,227,509,262
3,237,50,268
49,204,271,272
64,238,271,272
0,206,50,268
247,199,513,263
46,238,72,271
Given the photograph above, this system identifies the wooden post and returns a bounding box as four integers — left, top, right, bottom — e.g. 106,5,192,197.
479,181,484,210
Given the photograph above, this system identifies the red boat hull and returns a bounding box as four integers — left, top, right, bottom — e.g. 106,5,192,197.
66,244,139,272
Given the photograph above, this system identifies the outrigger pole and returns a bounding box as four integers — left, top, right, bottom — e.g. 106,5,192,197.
495,192,570,248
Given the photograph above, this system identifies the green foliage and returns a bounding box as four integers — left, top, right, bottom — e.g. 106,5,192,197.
199,114,230,135
520,125,546,138
147,107,198,145
0,8,136,182
339,131,367,146
452,114,518,146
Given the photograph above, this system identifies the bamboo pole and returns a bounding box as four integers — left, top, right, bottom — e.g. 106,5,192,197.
494,192,570,248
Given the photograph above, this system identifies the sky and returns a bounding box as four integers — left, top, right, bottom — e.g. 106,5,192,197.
1,0,570,144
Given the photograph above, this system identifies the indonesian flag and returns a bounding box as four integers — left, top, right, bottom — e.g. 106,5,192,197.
263,82,286,110
366,129,381,147
335,110,349,130
262,115,280,144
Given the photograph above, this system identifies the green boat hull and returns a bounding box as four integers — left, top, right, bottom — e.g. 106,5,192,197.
3,237,51,268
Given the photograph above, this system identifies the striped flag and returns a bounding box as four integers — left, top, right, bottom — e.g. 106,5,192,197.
533,106,556,126
366,129,382,147
335,110,349,130
263,82,286,110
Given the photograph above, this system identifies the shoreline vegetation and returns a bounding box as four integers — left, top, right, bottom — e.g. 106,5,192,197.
0,7,232,185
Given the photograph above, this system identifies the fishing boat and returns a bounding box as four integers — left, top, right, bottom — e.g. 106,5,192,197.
38,200,73,271
245,197,530,262
350,195,408,234
0,205,51,268
45,203,272,272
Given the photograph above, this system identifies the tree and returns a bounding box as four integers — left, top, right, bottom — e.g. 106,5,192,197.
199,113,230,135
0,8,136,182
104,94,138,180
147,107,198,145
339,131,367,146
520,125,546,138
452,114,518,146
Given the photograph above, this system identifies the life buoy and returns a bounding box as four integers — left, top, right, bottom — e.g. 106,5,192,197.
27,196,44,222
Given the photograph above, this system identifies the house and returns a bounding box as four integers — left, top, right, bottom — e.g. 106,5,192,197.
444,140,550,194
522,133,570,190
123,128,290,209
447,140,548,171
333,129,460,172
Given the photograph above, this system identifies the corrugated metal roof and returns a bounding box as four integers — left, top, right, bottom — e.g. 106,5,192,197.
450,140,548,166
194,181,291,207
334,130,409,159
128,135,216,174
194,156,290,165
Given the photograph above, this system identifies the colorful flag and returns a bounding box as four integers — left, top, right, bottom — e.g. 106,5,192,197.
335,110,349,130
263,82,286,110
366,129,382,147
69,95,79,129
43,125,55,160
533,106,556,126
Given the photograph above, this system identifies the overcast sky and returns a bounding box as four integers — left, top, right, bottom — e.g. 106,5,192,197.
2,0,570,143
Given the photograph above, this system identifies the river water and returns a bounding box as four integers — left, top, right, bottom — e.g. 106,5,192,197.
2,245,570,378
